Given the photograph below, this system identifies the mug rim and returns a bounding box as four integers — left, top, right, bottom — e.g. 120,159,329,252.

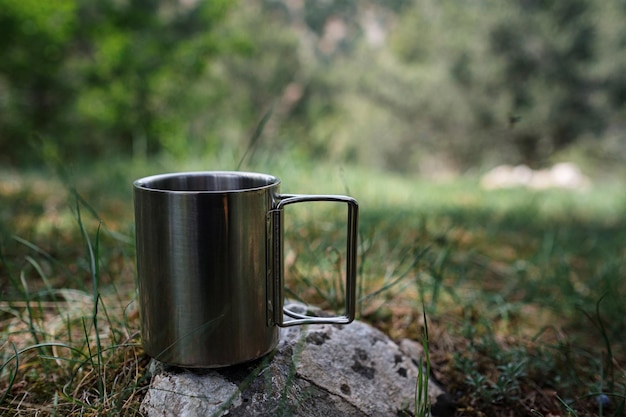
133,171,281,193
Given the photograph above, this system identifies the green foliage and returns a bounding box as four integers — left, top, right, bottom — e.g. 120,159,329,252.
2,0,626,172
0,0,78,163
484,0,603,164
383,0,624,169
0,0,234,165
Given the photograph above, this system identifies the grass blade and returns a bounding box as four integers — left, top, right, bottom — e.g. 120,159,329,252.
415,301,431,417
0,342,19,406
236,106,273,170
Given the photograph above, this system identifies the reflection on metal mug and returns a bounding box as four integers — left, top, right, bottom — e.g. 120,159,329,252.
133,171,358,368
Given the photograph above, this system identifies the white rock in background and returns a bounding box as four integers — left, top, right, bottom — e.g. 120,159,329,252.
141,304,456,417
480,164,533,189
481,162,590,190
540,162,590,190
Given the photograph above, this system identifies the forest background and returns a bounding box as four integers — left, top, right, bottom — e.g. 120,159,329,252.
2,0,626,174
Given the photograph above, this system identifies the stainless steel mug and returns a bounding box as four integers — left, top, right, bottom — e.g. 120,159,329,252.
134,171,358,368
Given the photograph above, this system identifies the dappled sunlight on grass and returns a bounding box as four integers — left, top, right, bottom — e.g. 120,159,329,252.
1,160,625,416
1,168,145,415
281,163,626,415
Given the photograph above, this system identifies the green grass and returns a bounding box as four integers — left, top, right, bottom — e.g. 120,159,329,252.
1,152,625,416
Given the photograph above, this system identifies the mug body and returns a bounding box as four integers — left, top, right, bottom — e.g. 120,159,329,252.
134,172,280,367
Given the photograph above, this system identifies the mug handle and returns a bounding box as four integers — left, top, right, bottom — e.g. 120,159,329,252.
271,194,358,327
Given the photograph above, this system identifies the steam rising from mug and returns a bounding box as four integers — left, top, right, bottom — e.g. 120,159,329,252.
133,171,358,368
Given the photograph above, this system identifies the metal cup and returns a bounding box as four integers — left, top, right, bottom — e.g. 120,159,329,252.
133,171,358,368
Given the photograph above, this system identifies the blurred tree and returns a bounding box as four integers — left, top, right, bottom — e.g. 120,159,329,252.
485,0,602,166
381,0,626,169
73,0,234,159
0,0,234,166
211,0,404,163
2,0,625,172
365,0,500,170
0,0,78,164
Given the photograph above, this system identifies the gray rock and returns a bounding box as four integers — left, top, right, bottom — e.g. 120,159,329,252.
140,304,455,417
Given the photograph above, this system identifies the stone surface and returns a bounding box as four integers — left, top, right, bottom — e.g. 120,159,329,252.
140,304,456,417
